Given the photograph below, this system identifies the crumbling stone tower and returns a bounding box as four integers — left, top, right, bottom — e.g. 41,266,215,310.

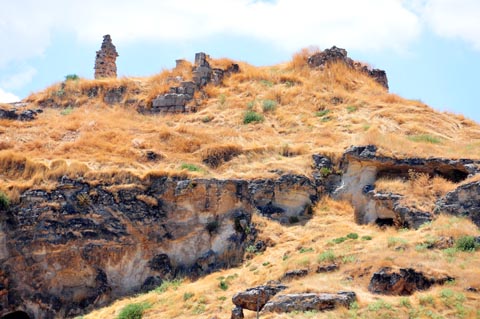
94,34,118,79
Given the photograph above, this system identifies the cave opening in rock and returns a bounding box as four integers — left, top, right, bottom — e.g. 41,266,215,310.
1,311,31,319
375,217,394,227
376,167,468,183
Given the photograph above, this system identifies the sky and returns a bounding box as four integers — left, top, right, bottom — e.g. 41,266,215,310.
0,0,479,122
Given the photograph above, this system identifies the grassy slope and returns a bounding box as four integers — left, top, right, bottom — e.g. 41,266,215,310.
1,49,480,318
85,198,480,319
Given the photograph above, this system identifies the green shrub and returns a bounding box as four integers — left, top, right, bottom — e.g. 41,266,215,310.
243,111,264,124
319,167,332,177
60,106,73,115
65,74,80,81
346,233,359,240
262,99,277,112
260,79,273,87
299,247,314,253
117,302,151,319
155,279,182,293
0,191,9,210
183,292,194,301
219,280,228,291
332,237,347,244
315,110,330,117
201,116,213,123
361,235,373,241
318,250,335,262
455,235,477,252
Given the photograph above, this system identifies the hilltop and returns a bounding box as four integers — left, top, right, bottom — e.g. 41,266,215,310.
0,46,479,319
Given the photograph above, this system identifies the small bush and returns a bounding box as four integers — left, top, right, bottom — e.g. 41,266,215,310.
361,235,373,241
346,105,357,113
243,111,264,124
61,106,73,115
299,247,314,254
332,237,347,244
183,292,194,301
65,74,80,81
117,302,151,319
455,235,477,252
346,233,359,240
315,110,330,117
262,99,277,112
319,167,332,177
201,116,213,123
0,191,9,210
219,280,228,291
318,250,336,262
155,279,182,293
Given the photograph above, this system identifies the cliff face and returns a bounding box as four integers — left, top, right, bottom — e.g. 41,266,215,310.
0,174,318,319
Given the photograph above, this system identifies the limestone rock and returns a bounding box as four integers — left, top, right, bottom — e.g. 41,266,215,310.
368,267,453,295
231,306,244,319
435,181,480,227
232,283,287,311
94,35,118,79
262,291,356,313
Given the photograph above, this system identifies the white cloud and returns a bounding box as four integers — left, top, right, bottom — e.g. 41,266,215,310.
0,0,422,70
420,0,480,50
0,88,20,103
0,66,37,90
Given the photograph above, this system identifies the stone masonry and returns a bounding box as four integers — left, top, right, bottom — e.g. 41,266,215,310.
94,35,118,79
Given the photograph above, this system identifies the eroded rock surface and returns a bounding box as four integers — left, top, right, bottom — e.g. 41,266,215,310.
435,180,480,227
94,35,118,79
262,291,356,313
368,267,453,295
333,145,478,227
0,107,41,121
0,173,319,318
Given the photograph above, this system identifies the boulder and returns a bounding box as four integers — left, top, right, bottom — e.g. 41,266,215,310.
368,267,453,295
262,291,356,313
232,283,287,311
316,263,339,273
435,181,480,227
283,269,309,280
230,306,244,319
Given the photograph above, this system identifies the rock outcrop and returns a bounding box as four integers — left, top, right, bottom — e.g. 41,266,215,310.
262,291,356,313
232,283,287,312
368,267,453,295
0,173,319,318
333,145,478,227
94,35,118,79
435,180,480,227
0,107,41,121
308,46,389,89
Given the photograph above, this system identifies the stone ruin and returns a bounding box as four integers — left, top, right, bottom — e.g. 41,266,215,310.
150,52,239,113
308,46,389,90
94,34,118,79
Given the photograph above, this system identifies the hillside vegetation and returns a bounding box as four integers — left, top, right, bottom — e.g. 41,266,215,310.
1,48,480,319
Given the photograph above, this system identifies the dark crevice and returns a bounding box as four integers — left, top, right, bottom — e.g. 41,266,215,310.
1,311,31,319
375,218,394,227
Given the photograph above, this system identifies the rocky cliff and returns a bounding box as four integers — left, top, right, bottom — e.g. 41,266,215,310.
0,174,317,318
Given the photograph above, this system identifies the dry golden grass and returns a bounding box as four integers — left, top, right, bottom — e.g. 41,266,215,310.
84,198,480,319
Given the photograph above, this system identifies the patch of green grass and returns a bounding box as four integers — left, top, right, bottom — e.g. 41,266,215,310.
346,105,357,113
183,292,194,301
260,79,274,87
319,167,332,177
320,116,332,122
342,255,356,263
299,247,314,254
262,99,277,112
346,233,359,240
154,279,183,293
243,110,264,124
387,237,408,248
117,302,151,319
60,106,73,115
218,94,226,105
219,280,228,291
318,250,336,262
180,163,202,172
368,299,392,311
407,134,442,144
262,261,270,266
0,191,9,211
399,297,412,308
315,110,330,117
246,100,255,110
201,116,213,123
361,235,373,241
455,235,478,252
419,294,435,306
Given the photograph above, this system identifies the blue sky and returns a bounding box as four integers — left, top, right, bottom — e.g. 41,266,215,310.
1,0,479,122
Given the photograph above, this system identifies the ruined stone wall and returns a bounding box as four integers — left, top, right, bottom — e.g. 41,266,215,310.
94,35,118,79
